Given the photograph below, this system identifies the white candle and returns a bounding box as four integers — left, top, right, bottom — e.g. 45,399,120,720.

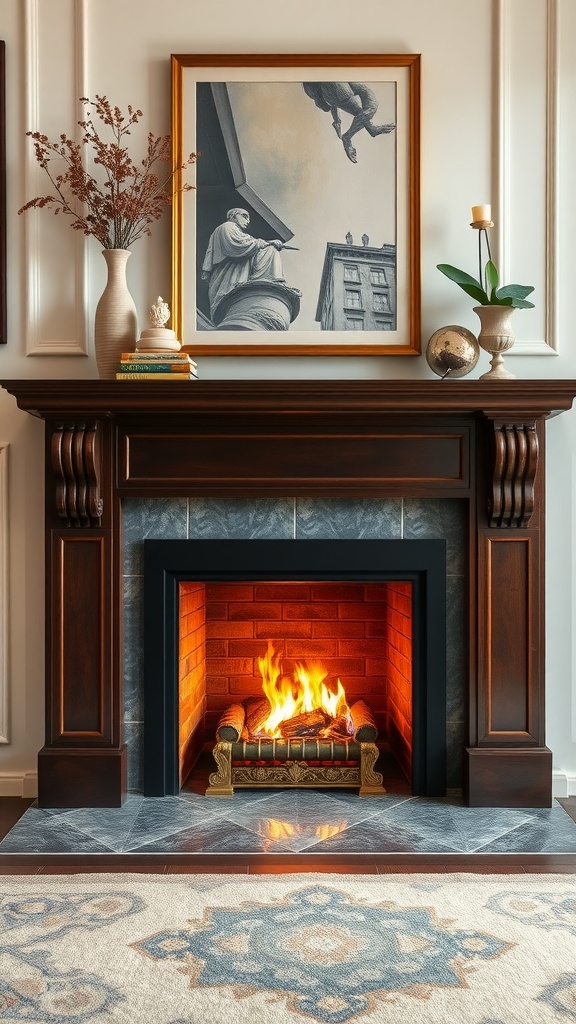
471,204,491,223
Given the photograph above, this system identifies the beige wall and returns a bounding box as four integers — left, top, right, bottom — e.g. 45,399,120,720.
0,0,575,794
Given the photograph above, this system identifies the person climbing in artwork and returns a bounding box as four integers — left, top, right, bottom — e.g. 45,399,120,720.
201,208,288,319
302,81,395,163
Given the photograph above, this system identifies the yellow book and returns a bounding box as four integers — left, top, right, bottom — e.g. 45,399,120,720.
115,372,196,380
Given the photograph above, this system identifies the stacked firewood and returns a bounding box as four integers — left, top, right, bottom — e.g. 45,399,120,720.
215,696,378,745
243,697,350,739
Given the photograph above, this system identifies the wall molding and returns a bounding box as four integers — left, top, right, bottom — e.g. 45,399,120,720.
0,445,8,744
553,769,576,798
0,773,38,798
496,0,560,356
544,0,560,353
23,0,89,357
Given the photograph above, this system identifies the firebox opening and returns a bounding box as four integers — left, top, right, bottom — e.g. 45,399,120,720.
178,579,413,793
143,539,446,799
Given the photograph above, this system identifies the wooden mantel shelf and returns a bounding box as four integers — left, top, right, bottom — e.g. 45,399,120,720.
2,377,576,417
3,376,576,810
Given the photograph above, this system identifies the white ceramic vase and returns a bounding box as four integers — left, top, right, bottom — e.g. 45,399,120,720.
94,249,138,379
473,305,516,380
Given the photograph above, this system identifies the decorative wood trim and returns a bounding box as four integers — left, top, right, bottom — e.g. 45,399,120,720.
51,533,108,742
465,747,552,806
495,0,559,356
479,533,541,744
2,378,575,418
50,422,102,527
37,747,126,807
488,419,538,528
119,427,470,497
0,444,8,744
23,0,89,356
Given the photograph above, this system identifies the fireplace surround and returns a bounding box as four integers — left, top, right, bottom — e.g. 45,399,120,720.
142,537,447,798
2,377,576,809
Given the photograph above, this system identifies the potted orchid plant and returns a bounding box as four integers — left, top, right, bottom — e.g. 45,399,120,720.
436,206,534,379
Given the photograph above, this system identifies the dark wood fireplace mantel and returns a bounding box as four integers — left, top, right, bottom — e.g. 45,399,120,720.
3,377,576,808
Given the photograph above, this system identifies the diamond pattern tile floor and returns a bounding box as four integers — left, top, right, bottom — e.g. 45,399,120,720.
2,790,576,855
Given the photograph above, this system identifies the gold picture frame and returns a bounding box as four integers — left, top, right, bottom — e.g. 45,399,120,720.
171,53,421,356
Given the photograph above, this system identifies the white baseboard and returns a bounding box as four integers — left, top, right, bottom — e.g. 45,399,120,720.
0,772,38,798
552,769,576,798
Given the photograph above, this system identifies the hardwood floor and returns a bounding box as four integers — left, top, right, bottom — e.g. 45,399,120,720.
2,797,576,874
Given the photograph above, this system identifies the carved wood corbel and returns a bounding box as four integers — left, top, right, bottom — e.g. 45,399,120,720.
50,421,103,527
487,418,539,528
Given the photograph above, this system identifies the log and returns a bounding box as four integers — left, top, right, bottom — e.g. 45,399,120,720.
245,696,272,737
321,716,354,741
349,699,378,742
216,703,246,742
279,708,330,738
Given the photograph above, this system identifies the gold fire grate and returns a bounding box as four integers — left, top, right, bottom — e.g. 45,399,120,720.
206,700,386,797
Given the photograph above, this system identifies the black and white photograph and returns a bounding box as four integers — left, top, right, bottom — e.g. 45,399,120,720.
172,55,420,356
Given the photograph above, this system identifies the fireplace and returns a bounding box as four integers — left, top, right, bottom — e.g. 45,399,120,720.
2,378,575,809
142,538,447,797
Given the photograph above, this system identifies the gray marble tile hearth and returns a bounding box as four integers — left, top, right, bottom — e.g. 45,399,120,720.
2,790,576,856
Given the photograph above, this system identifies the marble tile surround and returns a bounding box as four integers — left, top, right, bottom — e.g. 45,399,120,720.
122,497,467,793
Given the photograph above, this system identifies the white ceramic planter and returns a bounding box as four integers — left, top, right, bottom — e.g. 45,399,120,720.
94,249,138,379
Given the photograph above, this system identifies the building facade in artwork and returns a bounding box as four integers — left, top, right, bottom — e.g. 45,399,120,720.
315,237,396,331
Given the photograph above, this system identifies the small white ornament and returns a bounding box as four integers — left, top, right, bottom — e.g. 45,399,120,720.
149,296,171,329
136,295,181,351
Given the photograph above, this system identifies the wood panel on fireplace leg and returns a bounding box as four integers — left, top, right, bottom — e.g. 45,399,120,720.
465,416,550,807
38,417,126,808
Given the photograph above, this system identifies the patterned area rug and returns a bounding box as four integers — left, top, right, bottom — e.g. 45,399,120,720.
1,872,576,1023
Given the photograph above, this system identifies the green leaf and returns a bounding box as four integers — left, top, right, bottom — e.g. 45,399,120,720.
495,284,535,300
485,260,499,299
457,282,491,304
436,264,488,304
437,263,482,289
509,298,535,309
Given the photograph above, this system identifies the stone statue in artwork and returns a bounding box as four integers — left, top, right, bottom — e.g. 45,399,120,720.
201,208,288,321
302,82,395,163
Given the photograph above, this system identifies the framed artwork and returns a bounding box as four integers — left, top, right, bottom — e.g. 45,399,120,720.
171,54,420,356
0,42,5,345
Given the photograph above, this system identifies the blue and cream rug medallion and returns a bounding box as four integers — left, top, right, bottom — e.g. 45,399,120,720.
134,885,512,1022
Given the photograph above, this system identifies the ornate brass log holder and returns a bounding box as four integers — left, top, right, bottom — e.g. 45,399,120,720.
206,699,386,797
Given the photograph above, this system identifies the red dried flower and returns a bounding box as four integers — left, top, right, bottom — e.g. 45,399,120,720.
18,95,197,249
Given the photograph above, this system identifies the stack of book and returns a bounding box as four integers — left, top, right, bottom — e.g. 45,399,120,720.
115,351,197,380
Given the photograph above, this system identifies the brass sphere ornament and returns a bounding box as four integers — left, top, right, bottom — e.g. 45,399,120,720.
426,325,480,378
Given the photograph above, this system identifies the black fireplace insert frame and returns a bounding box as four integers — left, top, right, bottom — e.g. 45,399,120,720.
142,539,447,797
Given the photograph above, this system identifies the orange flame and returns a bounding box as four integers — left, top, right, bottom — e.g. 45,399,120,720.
257,641,352,738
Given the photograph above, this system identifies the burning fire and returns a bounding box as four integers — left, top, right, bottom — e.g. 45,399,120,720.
257,641,353,739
